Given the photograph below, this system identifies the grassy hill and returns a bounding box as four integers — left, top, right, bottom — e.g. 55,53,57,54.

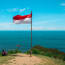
0,53,65,65
0,46,65,65
27,45,65,61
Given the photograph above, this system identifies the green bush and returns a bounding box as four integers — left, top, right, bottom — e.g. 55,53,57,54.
40,51,45,55
8,50,16,54
26,45,65,61
26,50,30,54
32,49,40,54
0,52,2,56
44,52,53,57
8,49,21,55
63,56,65,61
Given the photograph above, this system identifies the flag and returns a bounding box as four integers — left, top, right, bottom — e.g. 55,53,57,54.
13,12,32,24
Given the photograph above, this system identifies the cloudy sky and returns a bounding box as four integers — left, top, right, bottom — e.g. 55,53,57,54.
0,0,65,30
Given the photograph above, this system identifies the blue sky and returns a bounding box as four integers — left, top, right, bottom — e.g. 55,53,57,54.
0,0,65,30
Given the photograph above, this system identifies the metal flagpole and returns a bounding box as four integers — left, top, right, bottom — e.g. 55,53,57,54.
30,11,32,57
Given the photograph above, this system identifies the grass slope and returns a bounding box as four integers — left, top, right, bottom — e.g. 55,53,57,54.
0,55,14,65
0,53,65,65
0,45,65,65
34,54,65,65
27,45,65,61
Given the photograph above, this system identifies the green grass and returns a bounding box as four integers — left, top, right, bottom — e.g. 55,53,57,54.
0,49,21,65
27,45,65,61
26,45,65,65
0,55,15,65
0,53,65,65
0,45,65,65
34,54,65,65
8,49,21,55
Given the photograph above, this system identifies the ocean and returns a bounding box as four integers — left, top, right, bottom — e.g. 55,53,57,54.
0,31,65,52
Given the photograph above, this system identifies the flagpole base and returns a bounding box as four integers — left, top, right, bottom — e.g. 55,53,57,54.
30,51,32,57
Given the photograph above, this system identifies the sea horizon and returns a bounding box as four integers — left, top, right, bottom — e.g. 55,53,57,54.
0,30,65,31
0,31,65,52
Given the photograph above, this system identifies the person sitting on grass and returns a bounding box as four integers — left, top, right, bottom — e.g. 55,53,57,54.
2,49,7,56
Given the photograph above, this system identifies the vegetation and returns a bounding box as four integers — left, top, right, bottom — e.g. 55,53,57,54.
0,55,14,65
34,54,65,65
8,49,21,55
0,49,21,65
27,45,65,61
0,45,65,65
0,48,21,56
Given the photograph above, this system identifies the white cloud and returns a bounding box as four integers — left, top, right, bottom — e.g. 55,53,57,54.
19,8,26,12
32,26,44,30
47,27,57,30
6,8,30,13
0,22,65,30
61,3,65,6
6,8,18,12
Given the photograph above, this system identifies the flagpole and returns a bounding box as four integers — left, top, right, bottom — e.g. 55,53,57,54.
30,11,32,57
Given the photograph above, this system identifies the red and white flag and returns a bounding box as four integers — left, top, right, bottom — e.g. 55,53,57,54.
13,12,32,24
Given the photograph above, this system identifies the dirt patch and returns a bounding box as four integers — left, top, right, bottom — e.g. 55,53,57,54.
4,53,42,65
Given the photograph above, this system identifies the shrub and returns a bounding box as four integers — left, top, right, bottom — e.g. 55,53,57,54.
32,49,40,54
27,45,65,60
44,52,54,57
8,49,21,55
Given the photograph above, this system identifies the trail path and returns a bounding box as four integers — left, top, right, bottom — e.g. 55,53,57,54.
3,53,59,65
4,53,42,65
